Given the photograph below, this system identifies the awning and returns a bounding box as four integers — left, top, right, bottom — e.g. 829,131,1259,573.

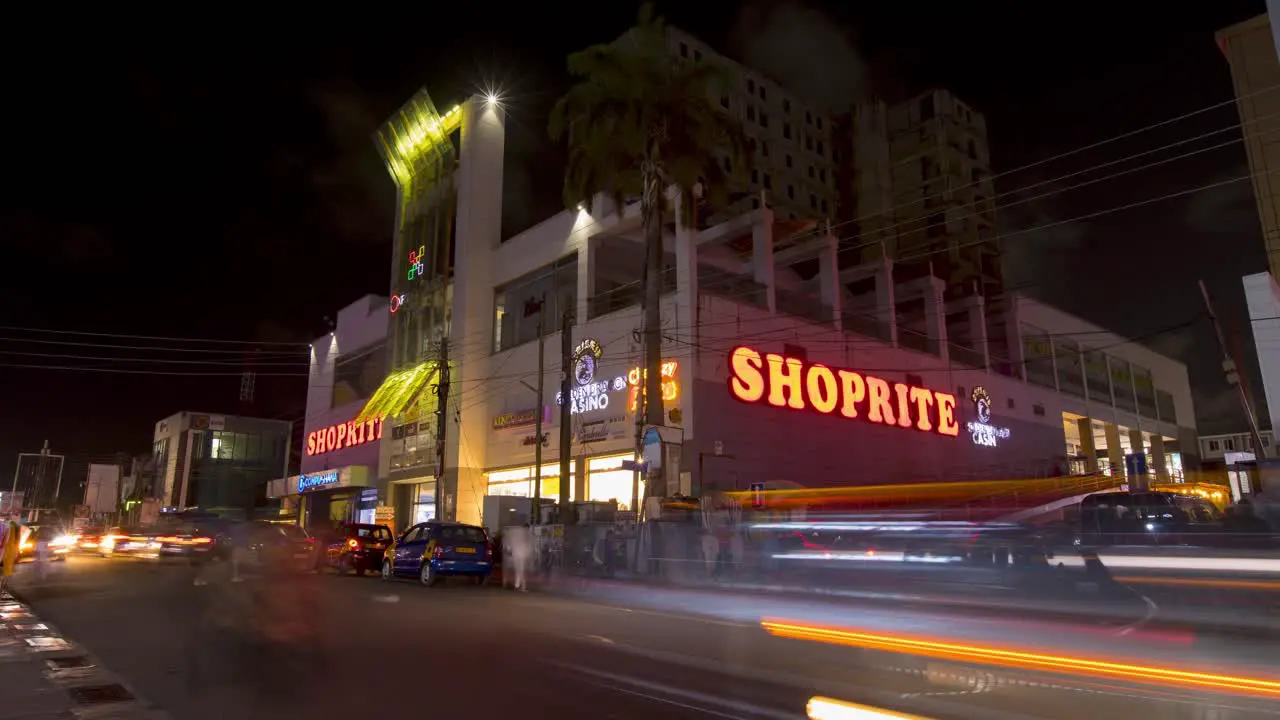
356,361,442,423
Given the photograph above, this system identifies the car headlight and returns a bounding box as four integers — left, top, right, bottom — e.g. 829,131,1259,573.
51,535,75,547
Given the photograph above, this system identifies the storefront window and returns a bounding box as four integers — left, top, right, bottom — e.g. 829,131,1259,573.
412,481,437,523
486,463,579,502
484,455,645,511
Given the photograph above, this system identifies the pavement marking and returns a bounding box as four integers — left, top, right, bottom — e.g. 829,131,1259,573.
1115,591,1159,636
371,594,401,603
585,634,615,644
556,662,795,719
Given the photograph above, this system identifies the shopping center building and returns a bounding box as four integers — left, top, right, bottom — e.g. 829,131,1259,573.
357,90,1198,528
266,295,390,533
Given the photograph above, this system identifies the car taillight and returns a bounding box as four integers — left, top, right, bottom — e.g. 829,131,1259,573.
347,539,360,550
485,544,493,560
192,536,212,545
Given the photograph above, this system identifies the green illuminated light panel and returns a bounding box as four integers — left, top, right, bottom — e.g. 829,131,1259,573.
373,89,462,187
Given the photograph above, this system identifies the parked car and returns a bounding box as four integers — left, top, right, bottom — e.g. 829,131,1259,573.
382,521,493,587
320,523,393,576
153,517,235,562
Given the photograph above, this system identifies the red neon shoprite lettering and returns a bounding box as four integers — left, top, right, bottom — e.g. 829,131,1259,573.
726,346,960,437
305,417,384,456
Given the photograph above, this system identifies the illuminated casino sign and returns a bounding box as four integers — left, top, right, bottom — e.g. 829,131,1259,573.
966,386,1011,447
297,470,340,493
727,346,960,437
556,337,627,415
306,416,384,456
628,360,680,412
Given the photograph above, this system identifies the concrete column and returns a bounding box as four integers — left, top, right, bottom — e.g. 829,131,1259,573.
1104,423,1124,479
752,207,776,312
969,296,991,369
1076,418,1099,474
876,256,898,346
923,275,946,358
450,94,506,526
672,188,697,439
577,231,594,324
1004,296,1026,381
1150,435,1170,482
817,234,841,329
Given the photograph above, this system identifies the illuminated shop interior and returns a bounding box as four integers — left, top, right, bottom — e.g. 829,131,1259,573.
1061,412,1181,481
485,452,646,511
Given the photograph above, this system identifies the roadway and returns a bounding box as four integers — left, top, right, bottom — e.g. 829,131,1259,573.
10,555,1280,720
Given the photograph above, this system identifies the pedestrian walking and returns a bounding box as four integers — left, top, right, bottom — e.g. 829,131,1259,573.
507,526,533,591
0,520,22,594
33,526,51,582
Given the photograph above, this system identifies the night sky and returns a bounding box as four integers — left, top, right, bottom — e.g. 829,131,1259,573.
0,1,1270,490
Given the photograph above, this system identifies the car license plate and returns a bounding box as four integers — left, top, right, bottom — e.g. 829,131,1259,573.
456,547,476,554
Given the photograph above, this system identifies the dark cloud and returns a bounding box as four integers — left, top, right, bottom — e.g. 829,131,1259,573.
730,1,867,113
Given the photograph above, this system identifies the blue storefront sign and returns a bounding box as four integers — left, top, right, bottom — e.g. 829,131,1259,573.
297,470,341,493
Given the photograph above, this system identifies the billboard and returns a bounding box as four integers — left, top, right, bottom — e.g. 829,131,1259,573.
84,464,122,516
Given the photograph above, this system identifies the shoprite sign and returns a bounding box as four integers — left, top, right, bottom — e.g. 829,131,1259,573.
306,416,384,456
727,346,960,437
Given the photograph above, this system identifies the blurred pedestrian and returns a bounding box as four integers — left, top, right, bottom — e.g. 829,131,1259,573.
1,520,21,593
32,526,51,582
507,525,533,591
229,522,250,583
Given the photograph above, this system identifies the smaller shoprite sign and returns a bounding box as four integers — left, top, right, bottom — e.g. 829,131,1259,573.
966,386,1011,448
306,416,384,456
297,470,340,493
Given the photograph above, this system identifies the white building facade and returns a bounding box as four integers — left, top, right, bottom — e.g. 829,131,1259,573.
362,92,1197,529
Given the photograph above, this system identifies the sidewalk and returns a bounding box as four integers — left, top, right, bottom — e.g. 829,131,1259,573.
0,588,167,719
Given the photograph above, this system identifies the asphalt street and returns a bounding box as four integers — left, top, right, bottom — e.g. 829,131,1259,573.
9,556,1280,720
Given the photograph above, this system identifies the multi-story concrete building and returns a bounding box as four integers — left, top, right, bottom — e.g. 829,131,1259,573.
151,412,291,510
1218,14,1280,453
661,28,999,301
266,295,390,533
358,83,1195,528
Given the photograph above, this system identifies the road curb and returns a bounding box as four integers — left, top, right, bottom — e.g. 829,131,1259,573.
1,589,170,719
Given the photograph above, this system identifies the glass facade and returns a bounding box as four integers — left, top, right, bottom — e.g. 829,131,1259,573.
493,255,578,352
485,452,645,511
186,428,288,509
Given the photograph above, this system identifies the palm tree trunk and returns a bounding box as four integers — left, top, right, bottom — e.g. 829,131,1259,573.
641,166,665,425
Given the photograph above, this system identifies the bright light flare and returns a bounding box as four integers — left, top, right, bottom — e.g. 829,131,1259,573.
764,620,1280,699
807,696,932,719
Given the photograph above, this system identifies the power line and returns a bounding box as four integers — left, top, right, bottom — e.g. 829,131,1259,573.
0,326,311,346
0,363,311,377
0,336,306,355
0,350,309,366
778,83,1280,250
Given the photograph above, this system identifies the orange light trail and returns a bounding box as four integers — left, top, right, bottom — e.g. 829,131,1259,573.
806,696,933,719
762,620,1280,698
1114,575,1280,592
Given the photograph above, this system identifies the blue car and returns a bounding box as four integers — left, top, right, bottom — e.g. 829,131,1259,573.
381,521,493,587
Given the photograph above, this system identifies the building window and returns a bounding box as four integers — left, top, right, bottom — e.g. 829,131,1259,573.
750,169,759,184
1224,439,1235,451
493,255,578,352
808,166,815,179
816,140,824,156
723,156,732,172
920,94,935,121
763,173,772,190
809,194,817,210
783,98,791,113
805,136,814,152
761,141,769,158
759,112,769,128
906,373,924,387
1032,404,1046,417
787,185,795,200
694,50,702,61
783,123,792,140
747,105,756,122
785,154,793,168
747,78,755,93
816,117,823,130
759,86,767,100
679,43,688,58
805,110,812,125
720,96,729,110
1208,440,1220,452
819,168,826,182
820,199,828,213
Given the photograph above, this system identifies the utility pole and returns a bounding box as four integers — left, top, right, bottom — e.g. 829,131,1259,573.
1199,280,1268,458
558,305,574,524
435,337,451,520
531,293,547,524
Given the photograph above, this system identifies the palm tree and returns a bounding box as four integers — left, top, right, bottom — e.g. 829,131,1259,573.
550,3,752,495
